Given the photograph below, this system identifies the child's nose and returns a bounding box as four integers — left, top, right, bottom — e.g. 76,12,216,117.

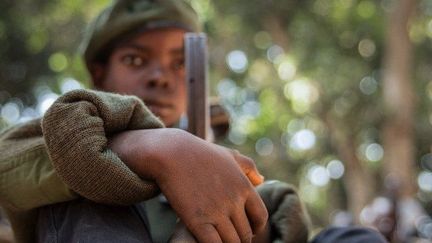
143,64,172,90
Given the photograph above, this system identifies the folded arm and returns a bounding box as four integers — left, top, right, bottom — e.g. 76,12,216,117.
0,89,165,211
41,89,165,205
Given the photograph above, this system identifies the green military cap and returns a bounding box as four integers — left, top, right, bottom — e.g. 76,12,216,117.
81,0,200,67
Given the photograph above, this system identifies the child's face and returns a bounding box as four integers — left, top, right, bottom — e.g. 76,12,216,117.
99,28,187,127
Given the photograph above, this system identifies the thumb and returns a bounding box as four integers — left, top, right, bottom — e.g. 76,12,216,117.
232,150,264,186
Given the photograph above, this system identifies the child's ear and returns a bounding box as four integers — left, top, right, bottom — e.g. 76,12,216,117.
89,63,106,89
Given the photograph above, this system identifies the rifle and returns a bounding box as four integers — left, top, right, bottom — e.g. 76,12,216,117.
168,32,209,242
184,33,210,141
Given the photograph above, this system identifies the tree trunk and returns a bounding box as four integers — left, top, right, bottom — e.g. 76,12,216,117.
263,15,290,51
381,0,417,199
325,114,373,223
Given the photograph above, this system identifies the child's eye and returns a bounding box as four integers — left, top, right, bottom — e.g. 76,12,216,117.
122,55,147,67
172,59,185,71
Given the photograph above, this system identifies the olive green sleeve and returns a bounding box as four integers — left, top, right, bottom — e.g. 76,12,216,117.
41,89,164,205
0,89,165,211
256,180,311,243
0,119,78,211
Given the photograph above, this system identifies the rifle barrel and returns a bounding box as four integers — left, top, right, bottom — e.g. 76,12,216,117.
184,33,209,140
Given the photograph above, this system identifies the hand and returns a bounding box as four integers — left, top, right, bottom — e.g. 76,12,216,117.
169,221,197,243
110,128,268,243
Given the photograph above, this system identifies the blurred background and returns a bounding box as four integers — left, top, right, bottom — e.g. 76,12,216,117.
1,0,432,242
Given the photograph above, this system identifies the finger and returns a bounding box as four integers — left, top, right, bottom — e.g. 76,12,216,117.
215,219,241,243
245,193,268,235
189,223,222,243
231,210,254,243
233,151,264,186
169,221,197,243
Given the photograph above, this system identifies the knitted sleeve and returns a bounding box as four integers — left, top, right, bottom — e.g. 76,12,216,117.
41,89,164,205
256,180,311,243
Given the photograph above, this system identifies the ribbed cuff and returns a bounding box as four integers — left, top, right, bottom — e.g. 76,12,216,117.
42,89,164,205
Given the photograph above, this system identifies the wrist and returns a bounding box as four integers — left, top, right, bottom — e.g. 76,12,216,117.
108,128,189,181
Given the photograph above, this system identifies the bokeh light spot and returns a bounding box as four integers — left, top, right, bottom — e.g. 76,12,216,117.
426,19,432,39
359,76,378,95
308,165,330,187
255,137,274,156
365,143,384,162
242,101,260,118
48,52,68,72
267,45,284,63
226,50,248,73
254,31,272,49
357,1,376,19
37,93,59,115
418,171,432,192
290,129,316,151
1,102,20,124
228,129,246,145
327,160,345,179
278,61,297,81
61,78,82,94
358,39,376,58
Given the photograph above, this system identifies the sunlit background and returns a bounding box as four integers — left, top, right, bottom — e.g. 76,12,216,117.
1,0,432,241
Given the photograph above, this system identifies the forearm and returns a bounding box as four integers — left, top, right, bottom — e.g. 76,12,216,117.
108,128,187,181
108,130,158,180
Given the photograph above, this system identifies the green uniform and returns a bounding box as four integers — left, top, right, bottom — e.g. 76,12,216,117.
0,90,309,243
0,90,163,242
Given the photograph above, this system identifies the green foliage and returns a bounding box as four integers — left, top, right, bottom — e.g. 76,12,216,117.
207,0,432,223
0,0,109,105
1,0,432,226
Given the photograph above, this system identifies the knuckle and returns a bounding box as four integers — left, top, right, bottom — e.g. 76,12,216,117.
229,149,256,170
239,230,253,243
188,222,211,235
261,207,269,223
257,199,269,221
252,203,269,231
258,214,269,230
244,155,255,164
230,148,241,157
241,155,255,169
232,148,240,154
233,236,242,243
